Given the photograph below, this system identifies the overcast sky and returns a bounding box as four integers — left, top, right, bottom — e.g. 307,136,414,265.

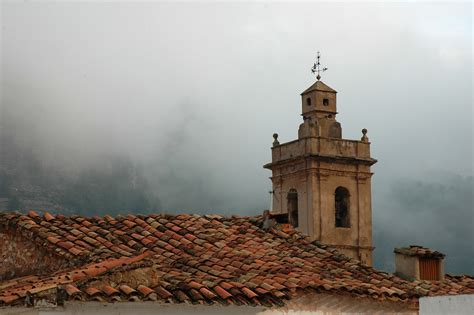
1,2,472,273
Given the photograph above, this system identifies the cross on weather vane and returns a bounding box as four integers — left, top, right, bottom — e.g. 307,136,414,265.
311,51,328,81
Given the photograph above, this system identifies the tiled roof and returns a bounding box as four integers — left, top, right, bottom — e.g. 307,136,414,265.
394,245,445,259
0,211,473,308
301,80,337,94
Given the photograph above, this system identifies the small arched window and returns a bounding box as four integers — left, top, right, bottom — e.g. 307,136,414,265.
306,98,311,106
287,189,298,228
335,187,350,228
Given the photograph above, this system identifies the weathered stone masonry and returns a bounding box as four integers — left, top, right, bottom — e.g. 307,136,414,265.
264,80,377,265
0,230,70,280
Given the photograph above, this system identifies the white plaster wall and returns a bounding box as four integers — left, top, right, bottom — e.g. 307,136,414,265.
0,293,416,315
395,253,419,280
420,294,474,315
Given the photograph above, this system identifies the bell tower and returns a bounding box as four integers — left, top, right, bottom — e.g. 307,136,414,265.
263,53,377,265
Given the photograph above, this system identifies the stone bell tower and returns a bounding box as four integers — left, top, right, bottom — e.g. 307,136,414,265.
263,53,377,265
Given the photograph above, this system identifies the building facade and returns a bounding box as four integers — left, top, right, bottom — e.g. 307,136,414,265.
264,79,377,265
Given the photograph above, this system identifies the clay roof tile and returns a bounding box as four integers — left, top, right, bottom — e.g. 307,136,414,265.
155,286,173,299
27,210,40,219
137,285,154,297
85,287,101,296
214,285,232,299
102,285,119,296
1,212,473,308
199,287,217,299
68,247,83,256
47,236,61,244
63,284,81,296
119,285,137,295
44,212,55,222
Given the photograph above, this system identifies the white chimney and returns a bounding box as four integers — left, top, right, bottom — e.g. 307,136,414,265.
394,245,445,281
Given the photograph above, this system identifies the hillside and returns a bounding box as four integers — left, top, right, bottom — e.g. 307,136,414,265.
0,134,160,215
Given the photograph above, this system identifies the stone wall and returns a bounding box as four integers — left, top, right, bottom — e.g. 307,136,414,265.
0,230,70,280
267,153,374,265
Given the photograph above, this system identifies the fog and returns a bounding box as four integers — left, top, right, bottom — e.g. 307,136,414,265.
0,2,472,274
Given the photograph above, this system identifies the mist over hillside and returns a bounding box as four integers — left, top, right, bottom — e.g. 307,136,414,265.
373,175,474,275
0,130,160,215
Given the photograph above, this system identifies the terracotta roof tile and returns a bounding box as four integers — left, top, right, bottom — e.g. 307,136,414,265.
0,295,19,304
63,284,81,297
119,285,136,295
44,212,55,222
394,245,445,259
102,285,119,296
241,287,258,299
199,287,217,299
214,285,232,299
27,211,40,219
85,287,101,296
68,247,83,256
0,212,473,309
155,286,173,299
136,285,154,297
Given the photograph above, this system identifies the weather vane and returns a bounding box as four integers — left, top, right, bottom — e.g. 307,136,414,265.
311,51,328,81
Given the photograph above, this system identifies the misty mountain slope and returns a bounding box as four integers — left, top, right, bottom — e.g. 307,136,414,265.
0,133,160,215
0,131,65,211
373,175,474,275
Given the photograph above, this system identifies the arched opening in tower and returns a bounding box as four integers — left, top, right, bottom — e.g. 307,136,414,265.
287,189,298,228
335,187,350,228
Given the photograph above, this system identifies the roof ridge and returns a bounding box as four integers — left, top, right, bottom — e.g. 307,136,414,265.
0,252,152,303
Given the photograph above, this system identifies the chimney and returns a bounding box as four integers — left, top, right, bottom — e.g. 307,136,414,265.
394,245,445,281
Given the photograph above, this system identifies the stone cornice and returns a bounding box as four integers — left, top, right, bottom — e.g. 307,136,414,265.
264,153,377,170
325,244,375,251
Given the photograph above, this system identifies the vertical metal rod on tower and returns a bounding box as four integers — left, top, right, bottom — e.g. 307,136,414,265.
269,190,273,211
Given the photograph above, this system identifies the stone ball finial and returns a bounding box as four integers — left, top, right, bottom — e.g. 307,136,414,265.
272,133,280,147
361,128,369,142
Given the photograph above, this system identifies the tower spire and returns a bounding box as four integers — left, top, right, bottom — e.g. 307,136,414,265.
311,51,328,81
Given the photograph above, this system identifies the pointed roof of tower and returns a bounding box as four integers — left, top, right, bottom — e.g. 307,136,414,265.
301,80,337,95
